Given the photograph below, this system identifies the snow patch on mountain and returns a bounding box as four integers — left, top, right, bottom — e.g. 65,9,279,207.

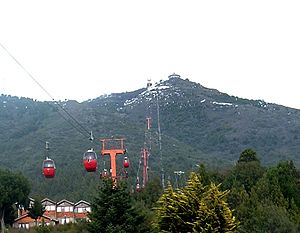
123,83,172,107
212,101,233,106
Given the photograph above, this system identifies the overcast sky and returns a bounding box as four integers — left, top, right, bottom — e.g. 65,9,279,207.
0,1,300,109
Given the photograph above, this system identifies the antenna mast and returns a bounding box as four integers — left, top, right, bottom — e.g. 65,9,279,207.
157,95,165,190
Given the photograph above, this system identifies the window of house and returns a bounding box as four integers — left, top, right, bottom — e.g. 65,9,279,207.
57,207,62,212
62,217,70,224
46,205,55,211
19,223,29,229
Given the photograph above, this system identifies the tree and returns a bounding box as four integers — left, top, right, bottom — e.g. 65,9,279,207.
154,172,239,232
238,202,298,233
195,164,225,186
0,169,30,233
224,149,264,194
273,161,300,208
133,176,163,208
238,148,259,163
34,219,51,233
28,197,45,226
87,179,147,233
233,160,300,232
3,205,16,228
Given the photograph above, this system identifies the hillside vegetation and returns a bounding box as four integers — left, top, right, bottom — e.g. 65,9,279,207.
1,75,300,201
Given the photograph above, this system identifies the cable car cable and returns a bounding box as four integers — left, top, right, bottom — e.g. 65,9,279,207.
0,42,92,139
50,102,89,138
0,42,55,101
0,41,90,138
54,102,91,137
156,94,165,190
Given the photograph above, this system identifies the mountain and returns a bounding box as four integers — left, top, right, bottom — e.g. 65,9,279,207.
1,74,300,201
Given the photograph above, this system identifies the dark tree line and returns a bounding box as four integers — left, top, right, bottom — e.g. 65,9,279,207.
0,169,30,233
3,148,300,233
203,149,300,232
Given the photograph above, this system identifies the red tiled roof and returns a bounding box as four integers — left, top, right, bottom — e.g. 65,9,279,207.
44,210,56,218
15,197,91,226
14,214,58,224
74,213,89,219
56,212,75,218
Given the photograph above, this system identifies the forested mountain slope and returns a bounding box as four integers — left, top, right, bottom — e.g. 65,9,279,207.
1,74,300,201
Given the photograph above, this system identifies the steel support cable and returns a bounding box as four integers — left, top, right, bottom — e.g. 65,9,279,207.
0,42,55,100
126,154,139,184
135,151,142,181
0,42,91,139
156,94,165,190
53,103,91,138
47,102,88,138
141,88,152,187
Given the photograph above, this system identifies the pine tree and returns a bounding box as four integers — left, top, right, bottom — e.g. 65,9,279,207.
154,172,239,233
87,179,147,233
238,148,259,163
28,198,45,226
224,149,264,194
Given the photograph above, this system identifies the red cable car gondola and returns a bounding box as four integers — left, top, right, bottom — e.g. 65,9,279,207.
100,168,108,178
83,149,97,172
42,157,56,178
135,177,141,192
123,156,129,168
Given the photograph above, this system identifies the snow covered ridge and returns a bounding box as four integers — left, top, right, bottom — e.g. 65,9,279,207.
153,85,170,91
123,83,172,107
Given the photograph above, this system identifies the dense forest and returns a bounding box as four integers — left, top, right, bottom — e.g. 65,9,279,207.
1,75,300,203
2,149,300,232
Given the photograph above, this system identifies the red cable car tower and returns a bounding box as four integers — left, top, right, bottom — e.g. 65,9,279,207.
136,112,152,191
141,147,149,188
100,138,127,186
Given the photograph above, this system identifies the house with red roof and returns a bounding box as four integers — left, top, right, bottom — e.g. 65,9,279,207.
42,198,57,219
56,199,75,224
13,214,59,229
13,198,91,229
74,200,91,220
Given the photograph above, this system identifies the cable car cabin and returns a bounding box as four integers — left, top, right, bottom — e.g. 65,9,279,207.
42,158,56,178
123,156,129,168
100,169,108,178
83,149,97,172
136,183,141,192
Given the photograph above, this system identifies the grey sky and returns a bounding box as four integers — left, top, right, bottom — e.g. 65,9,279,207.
1,1,299,109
